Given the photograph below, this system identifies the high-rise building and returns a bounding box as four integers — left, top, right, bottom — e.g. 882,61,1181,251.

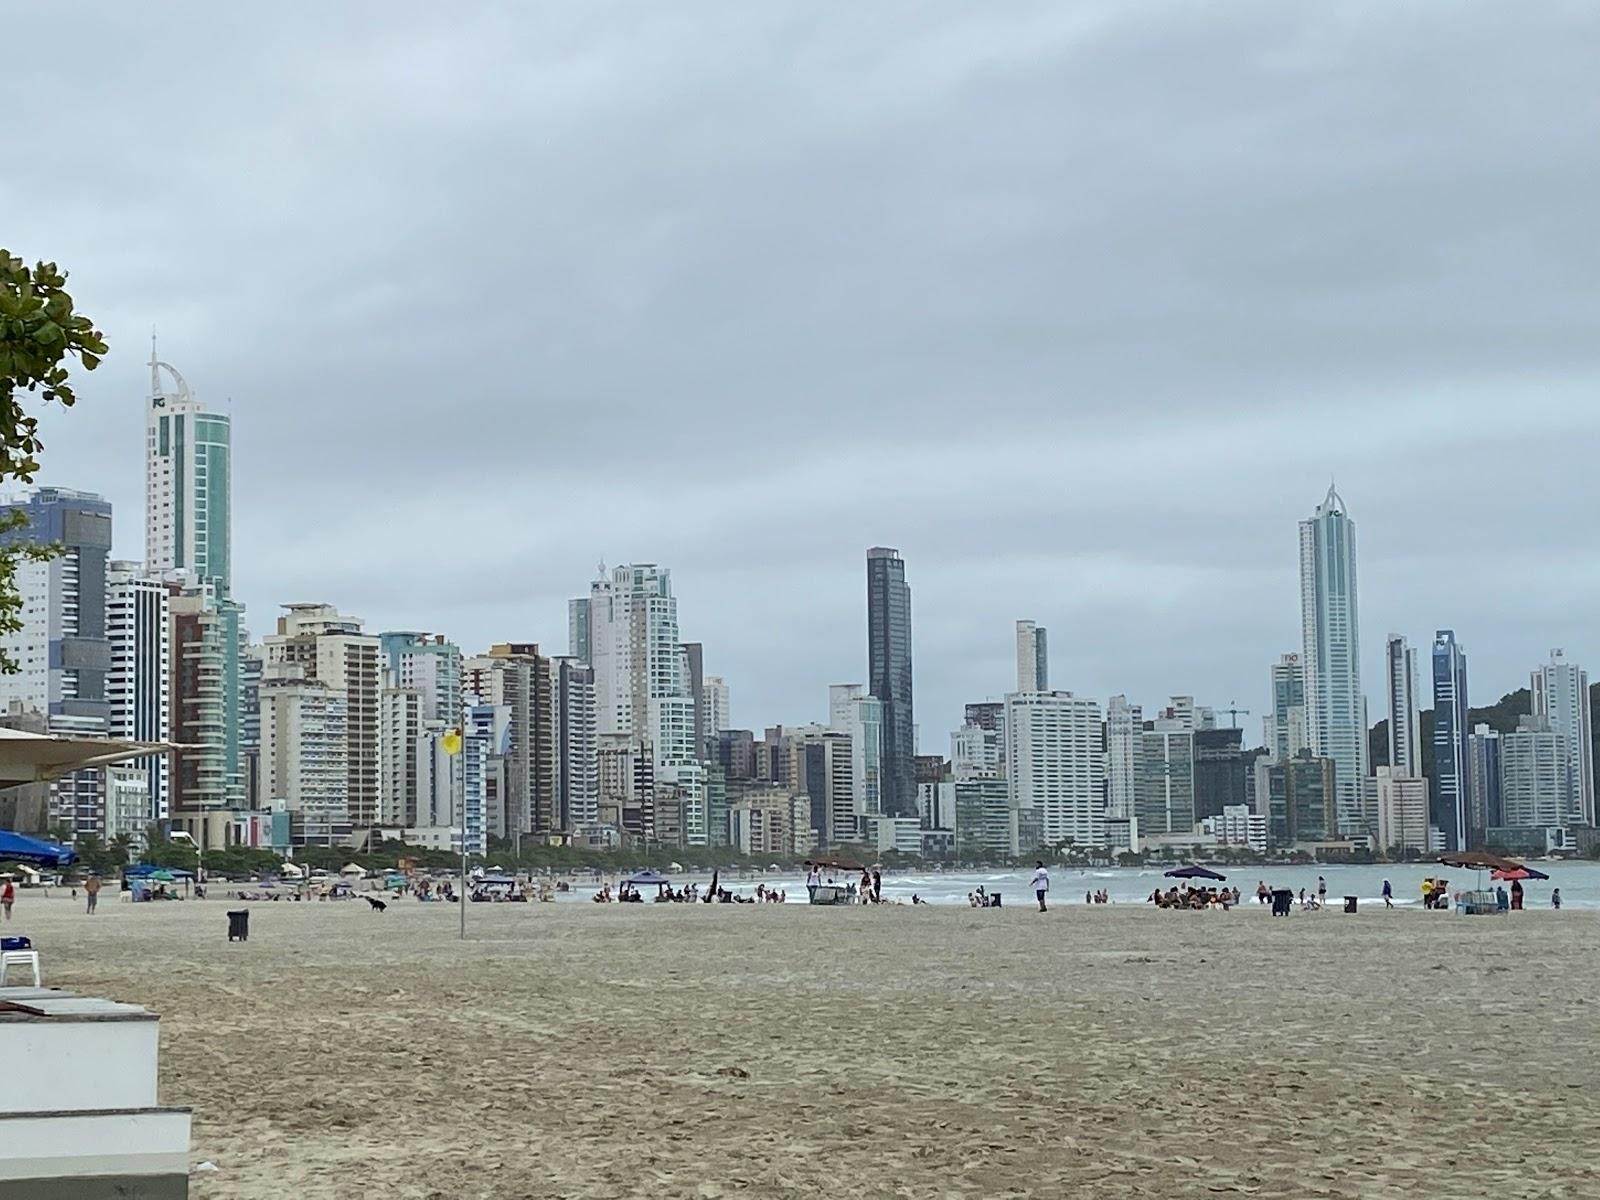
1531,650,1594,828
1005,691,1103,849
1431,630,1470,850
1015,620,1048,692
867,547,915,817
1194,727,1247,821
597,732,655,843
1298,486,1368,838
145,348,246,846
0,488,114,836
264,604,381,832
107,560,171,828
1373,767,1430,856
379,682,424,829
552,656,597,833
1136,717,1195,838
1467,724,1503,834
379,632,462,728
258,661,349,847
828,683,882,819
794,727,856,847
239,641,263,811
964,701,1005,732
168,583,247,846
567,595,592,664
1500,715,1576,829
950,721,1003,780
701,675,730,747
1105,695,1142,820
1385,634,1420,776
465,644,557,839
589,564,703,839
1264,653,1307,761
1252,753,1334,848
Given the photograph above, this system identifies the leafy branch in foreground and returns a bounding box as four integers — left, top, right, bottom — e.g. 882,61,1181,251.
0,251,107,673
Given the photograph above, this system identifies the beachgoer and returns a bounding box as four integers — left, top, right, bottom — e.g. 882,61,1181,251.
872,869,882,904
1316,876,1327,907
1256,880,1269,905
1,879,13,920
1086,890,1092,905
1552,888,1562,910
860,869,873,903
85,873,101,914
1381,879,1393,909
806,866,819,902
1510,879,1523,910
1031,861,1049,912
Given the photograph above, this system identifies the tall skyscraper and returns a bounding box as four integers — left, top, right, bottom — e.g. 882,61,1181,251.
1467,724,1503,834
464,644,556,839
1385,634,1420,776
145,347,245,846
1004,691,1103,849
1015,620,1048,692
1105,695,1143,820
1431,630,1470,850
1298,485,1368,837
258,660,349,846
1531,650,1594,828
1264,653,1307,761
867,547,915,818
552,656,598,832
379,631,463,728
107,560,172,825
146,345,231,590
0,488,114,836
567,595,592,664
589,564,704,841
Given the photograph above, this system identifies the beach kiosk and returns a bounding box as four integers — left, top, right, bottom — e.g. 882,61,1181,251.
620,869,672,901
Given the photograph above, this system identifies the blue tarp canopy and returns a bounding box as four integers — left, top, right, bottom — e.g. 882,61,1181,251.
622,869,671,886
0,829,77,868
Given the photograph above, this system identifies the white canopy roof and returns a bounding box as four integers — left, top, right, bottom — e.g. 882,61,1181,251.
0,727,193,787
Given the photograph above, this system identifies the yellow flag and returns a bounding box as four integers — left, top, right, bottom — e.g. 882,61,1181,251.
441,728,463,756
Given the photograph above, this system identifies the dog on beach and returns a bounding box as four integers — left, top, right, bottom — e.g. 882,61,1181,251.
363,896,388,912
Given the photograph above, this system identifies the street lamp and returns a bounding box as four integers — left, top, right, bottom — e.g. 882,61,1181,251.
170,830,202,895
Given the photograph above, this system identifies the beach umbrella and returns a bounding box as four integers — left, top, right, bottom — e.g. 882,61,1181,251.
1164,865,1227,881
1491,866,1549,881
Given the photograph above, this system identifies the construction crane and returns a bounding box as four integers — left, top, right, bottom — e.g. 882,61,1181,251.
1220,701,1251,729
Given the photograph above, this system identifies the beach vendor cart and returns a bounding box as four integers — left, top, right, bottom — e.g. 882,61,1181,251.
804,858,863,905
1437,851,1543,915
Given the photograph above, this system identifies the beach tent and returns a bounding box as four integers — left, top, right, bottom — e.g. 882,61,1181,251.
1164,865,1227,881
0,829,77,867
667,861,684,872
804,858,864,873
279,862,304,877
340,863,366,877
622,869,671,886
0,726,192,787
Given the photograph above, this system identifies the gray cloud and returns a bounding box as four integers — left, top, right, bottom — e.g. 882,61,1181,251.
7,1,1599,737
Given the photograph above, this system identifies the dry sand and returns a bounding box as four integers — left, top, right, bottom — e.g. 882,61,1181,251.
12,892,1599,1199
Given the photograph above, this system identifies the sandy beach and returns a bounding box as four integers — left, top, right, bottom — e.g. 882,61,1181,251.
12,893,1599,1199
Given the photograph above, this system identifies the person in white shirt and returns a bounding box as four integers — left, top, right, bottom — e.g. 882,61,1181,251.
1031,861,1050,912
806,867,819,903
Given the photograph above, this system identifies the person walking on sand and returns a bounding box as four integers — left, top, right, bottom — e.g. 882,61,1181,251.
1,879,13,921
85,873,101,914
1552,888,1562,910
1381,879,1393,909
1316,876,1327,908
1032,861,1050,912
872,869,883,904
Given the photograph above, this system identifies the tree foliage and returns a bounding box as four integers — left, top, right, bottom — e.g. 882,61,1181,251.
0,251,106,673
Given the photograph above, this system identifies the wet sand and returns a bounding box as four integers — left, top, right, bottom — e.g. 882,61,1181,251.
13,893,1599,1199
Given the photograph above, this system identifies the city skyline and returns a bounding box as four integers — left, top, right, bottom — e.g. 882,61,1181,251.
9,4,1600,739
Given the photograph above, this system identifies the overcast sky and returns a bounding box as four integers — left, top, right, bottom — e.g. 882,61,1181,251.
6,3,1598,744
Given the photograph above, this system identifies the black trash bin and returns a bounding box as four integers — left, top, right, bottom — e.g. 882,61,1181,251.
227,910,250,942
1271,889,1293,917
1344,896,1358,914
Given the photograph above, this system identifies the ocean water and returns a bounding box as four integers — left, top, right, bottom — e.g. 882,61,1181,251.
565,862,1600,908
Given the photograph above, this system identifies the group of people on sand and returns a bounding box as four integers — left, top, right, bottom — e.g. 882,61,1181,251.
1150,885,1242,909
803,866,884,904
752,884,787,903
1085,889,1111,904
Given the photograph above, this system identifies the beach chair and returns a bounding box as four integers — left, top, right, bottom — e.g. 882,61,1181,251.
0,947,41,986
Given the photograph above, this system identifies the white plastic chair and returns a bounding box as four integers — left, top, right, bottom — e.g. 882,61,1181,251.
0,949,41,986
